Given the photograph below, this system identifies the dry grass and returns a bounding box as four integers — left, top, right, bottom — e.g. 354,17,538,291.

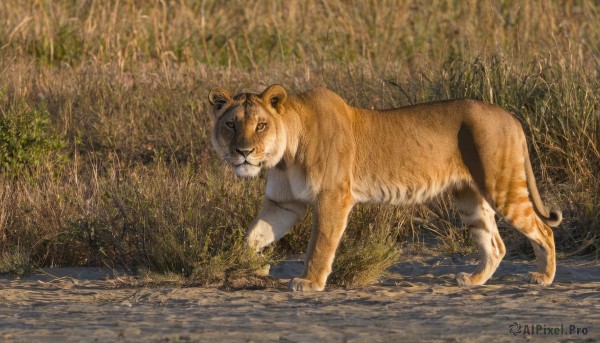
0,0,598,286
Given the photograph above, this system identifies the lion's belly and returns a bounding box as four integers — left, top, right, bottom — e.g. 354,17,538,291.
351,177,462,205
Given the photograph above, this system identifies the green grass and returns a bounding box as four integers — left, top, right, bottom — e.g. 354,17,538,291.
0,0,598,286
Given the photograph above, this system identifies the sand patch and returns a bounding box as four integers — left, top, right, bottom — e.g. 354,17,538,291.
0,256,598,342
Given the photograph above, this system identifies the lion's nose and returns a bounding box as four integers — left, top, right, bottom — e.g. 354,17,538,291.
236,148,254,158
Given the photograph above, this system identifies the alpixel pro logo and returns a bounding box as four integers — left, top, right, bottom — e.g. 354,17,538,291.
509,322,589,336
509,322,522,335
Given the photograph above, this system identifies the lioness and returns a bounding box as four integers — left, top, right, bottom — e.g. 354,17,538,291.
208,84,561,291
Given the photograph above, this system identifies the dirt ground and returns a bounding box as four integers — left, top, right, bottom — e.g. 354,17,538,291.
1,255,598,343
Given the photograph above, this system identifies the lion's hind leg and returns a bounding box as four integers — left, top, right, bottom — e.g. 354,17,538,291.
453,185,506,286
497,187,556,286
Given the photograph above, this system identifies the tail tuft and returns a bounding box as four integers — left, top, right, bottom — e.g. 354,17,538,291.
546,209,563,227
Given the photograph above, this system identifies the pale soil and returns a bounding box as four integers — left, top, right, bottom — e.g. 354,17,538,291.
0,255,598,343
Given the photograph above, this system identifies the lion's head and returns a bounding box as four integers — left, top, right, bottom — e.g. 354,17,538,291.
208,84,288,177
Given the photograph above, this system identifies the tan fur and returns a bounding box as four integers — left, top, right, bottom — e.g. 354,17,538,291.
208,85,561,291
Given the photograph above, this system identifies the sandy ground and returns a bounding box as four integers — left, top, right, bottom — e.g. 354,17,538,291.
0,255,598,343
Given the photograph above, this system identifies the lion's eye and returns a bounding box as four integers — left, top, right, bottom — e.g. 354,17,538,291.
256,123,267,131
225,121,235,129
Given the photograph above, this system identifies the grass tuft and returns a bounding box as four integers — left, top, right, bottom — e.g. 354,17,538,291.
0,248,34,277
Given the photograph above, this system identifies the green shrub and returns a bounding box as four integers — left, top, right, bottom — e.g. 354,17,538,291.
0,95,67,177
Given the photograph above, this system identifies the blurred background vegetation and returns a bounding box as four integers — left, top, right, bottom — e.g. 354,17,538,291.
0,0,597,287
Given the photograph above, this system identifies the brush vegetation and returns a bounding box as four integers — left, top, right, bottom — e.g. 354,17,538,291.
0,0,598,287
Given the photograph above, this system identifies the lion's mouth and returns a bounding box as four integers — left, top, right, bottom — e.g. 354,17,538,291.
236,161,262,167
233,160,263,178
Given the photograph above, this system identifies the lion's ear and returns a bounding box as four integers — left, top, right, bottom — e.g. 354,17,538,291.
208,87,232,117
261,84,287,113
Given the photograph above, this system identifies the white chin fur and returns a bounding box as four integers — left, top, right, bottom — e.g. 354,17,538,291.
234,164,261,177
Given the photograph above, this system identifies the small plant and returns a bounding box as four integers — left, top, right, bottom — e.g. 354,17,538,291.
0,94,67,177
0,247,34,276
330,224,401,287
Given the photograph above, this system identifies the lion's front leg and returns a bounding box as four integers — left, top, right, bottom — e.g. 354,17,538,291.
289,191,354,292
246,198,306,252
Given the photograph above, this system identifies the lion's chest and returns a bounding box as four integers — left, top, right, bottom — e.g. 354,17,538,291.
265,166,315,203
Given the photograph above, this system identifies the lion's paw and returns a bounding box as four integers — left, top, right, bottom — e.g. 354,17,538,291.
456,272,485,286
529,272,553,286
289,278,324,292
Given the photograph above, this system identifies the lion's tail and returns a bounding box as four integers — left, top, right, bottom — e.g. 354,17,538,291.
523,141,562,227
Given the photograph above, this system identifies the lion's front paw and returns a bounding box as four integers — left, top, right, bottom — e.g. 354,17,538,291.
456,272,474,286
289,278,324,292
529,272,553,286
456,272,485,286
